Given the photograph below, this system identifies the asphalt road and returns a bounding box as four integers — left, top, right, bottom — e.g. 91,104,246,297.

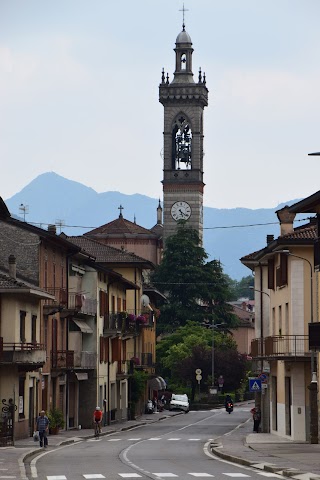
28,405,284,480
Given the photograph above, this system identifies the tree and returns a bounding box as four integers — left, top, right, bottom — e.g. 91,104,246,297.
151,222,238,333
226,275,254,301
156,321,245,399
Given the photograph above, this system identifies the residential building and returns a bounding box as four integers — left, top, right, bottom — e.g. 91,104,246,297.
0,264,54,443
241,197,318,442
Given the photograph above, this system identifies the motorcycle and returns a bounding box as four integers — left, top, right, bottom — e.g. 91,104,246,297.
145,400,155,414
226,402,233,414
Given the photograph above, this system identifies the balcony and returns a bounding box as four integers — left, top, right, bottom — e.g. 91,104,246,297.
51,350,74,370
103,313,138,338
103,312,153,338
74,351,97,369
68,293,97,316
0,338,46,369
251,335,310,360
43,288,68,315
127,352,154,368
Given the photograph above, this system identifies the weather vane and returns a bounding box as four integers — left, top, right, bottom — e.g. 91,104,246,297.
179,4,189,30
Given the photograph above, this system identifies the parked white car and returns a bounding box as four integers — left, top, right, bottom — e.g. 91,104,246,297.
169,394,190,413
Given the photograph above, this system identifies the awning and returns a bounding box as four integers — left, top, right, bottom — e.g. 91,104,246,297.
75,372,88,381
148,376,166,390
72,319,93,334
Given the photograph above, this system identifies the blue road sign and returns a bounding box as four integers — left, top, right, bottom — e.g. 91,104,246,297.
249,378,262,392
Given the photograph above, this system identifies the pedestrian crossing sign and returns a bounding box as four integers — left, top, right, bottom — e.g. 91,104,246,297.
249,378,262,392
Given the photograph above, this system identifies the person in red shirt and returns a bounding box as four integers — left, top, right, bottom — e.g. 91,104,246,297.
93,406,103,434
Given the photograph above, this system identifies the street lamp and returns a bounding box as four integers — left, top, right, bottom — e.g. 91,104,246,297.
208,322,226,395
277,249,318,444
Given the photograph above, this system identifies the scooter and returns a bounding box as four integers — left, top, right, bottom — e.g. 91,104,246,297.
226,402,233,414
145,400,155,414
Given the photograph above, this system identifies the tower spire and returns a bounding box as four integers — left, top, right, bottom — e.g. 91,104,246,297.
179,4,189,31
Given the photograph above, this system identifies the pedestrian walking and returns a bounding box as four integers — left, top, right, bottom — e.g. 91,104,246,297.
36,410,50,448
250,405,261,433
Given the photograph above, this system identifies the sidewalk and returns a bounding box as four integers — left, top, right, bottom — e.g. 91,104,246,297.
3,408,320,480
210,416,320,480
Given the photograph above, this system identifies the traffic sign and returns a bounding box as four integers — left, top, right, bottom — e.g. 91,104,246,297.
259,373,268,383
249,378,262,392
196,374,202,381
195,369,202,375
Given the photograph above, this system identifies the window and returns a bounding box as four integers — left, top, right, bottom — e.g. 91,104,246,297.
20,311,26,343
19,376,25,419
180,53,187,70
31,315,37,344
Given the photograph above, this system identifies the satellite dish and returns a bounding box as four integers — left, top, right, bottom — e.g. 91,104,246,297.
141,294,150,307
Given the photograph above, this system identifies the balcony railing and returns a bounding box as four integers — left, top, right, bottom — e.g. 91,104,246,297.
51,350,74,370
251,335,310,359
68,293,97,315
43,288,68,312
73,351,97,369
103,311,153,337
127,352,153,367
0,339,46,367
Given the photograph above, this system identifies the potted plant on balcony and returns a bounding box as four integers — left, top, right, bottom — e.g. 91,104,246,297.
48,408,65,434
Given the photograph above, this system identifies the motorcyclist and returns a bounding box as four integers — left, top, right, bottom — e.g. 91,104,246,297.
225,394,233,409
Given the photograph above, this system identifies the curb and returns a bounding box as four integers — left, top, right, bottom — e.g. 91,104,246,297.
210,444,320,480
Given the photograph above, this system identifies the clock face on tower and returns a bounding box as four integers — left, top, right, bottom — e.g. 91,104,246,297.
170,201,192,221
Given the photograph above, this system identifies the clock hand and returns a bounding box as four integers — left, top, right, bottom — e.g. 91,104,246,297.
179,209,187,217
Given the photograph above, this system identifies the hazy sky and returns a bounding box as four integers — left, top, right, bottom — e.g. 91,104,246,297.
1,0,320,209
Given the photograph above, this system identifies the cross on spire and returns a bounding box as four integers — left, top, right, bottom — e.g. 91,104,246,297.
179,3,189,31
118,204,124,218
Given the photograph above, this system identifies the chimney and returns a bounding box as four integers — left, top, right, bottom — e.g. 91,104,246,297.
276,206,296,236
8,255,16,279
48,225,56,234
266,235,274,245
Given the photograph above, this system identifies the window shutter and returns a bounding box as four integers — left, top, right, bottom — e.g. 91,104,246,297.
268,259,275,290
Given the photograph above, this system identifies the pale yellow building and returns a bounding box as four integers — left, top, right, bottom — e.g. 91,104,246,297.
241,197,319,442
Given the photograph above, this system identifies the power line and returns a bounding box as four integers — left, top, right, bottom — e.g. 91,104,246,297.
25,215,312,232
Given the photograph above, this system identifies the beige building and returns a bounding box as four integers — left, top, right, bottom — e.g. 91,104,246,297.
0,265,54,442
241,193,320,442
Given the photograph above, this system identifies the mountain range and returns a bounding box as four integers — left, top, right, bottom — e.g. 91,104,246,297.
4,172,303,280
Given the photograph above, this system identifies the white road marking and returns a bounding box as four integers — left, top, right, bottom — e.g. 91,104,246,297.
127,438,141,441
148,437,161,440
47,477,67,480
118,475,142,478
83,476,105,479
189,474,214,477
224,474,250,477
107,439,121,441
256,473,284,478
152,475,178,478
188,438,201,441
167,438,181,441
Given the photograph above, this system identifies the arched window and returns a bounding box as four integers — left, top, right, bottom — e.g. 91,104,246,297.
172,116,192,170
180,53,187,70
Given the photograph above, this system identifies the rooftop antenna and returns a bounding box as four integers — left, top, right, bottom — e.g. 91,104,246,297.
179,3,189,30
19,204,29,222
55,219,65,234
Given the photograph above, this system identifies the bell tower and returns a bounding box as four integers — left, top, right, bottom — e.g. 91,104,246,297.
159,19,208,243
